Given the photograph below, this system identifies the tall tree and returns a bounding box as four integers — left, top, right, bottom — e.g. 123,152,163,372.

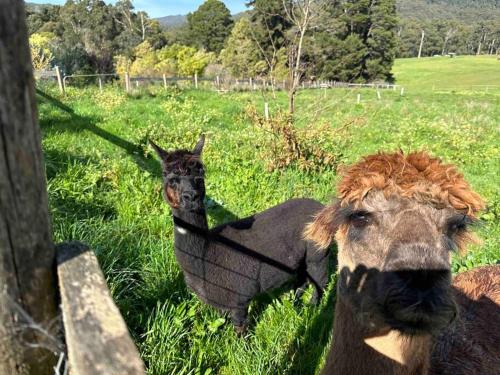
187,0,234,53
220,18,264,77
363,0,398,81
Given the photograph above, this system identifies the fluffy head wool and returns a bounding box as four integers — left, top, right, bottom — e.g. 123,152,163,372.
304,151,485,250
337,151,484,215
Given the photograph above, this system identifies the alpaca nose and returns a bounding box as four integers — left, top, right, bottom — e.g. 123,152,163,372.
182,191,199,202
384,244,451,291
392,269,450,291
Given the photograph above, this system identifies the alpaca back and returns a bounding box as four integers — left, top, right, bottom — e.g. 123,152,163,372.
431,265,500,374
188,198,325,310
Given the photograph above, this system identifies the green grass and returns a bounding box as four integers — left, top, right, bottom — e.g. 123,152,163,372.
38,58,499,374
393,55,500,92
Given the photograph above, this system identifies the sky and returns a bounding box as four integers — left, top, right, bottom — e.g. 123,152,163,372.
28,0,248,18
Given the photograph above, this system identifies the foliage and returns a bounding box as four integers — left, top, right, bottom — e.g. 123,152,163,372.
245,105,354,172
115,42,215,77
187,0,234,53
29,32,55,71
220,18,265,78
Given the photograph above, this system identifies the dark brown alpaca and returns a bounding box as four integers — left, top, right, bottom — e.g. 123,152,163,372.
151,135,331,334
304,151,499,375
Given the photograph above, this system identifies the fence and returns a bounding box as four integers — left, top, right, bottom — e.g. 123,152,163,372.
51,68,401,95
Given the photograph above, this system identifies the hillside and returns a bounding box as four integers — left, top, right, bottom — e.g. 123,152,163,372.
156,10,249,29
156,0,500,28
397,0,500,22
25,2,53,13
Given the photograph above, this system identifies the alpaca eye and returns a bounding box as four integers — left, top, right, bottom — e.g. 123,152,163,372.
447,215,472,234
169,177,180,185
349,211,371,228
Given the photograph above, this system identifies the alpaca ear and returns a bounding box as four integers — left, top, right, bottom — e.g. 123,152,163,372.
192,134,205,156
303,202,341,249
150,140,168,160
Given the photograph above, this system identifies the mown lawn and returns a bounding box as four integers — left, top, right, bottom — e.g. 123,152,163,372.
38,58,499,374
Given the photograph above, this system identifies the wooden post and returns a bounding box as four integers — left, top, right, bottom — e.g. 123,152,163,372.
135,80,139,88
0,2,60,373
249,77,253,89
400,87,405,96
216,75,220,89
418,30,425,58
377,90,381,100
194,72,198,89
125,72,130,92
357,94,361,104
163,73,167,88
98,77,103,92
57,243,145,375
55,65,64,94
264,102,269,120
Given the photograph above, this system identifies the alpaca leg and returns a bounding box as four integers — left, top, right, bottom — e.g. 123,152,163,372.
231,307,248,336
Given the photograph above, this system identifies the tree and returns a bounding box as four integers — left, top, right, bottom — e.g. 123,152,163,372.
220,18,264,77
187,0,234,53
282,0,328,113
363,0,397,81
29,32,55,71
247,0,292,84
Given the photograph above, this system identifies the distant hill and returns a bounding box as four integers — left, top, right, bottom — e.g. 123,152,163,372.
25,2,54,13
397,0,500,22
156,11,249,29
156,1,499,29
155,15,187,29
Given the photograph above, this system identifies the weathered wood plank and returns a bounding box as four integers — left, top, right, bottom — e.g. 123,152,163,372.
57,242,145,375
0,1,60,373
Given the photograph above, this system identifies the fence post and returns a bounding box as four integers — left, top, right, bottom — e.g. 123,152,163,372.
357,94,361,104
377,90,381,100
194,72,198,89
400,87,405,96
98,77,103,92
0,2,60,373
55,65,65,94
163,74,167,89
264,102,269,120
125,72,130,92
216,75,220,89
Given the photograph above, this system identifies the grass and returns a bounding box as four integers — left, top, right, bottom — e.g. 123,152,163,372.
38,57,499,374
393,55,500,92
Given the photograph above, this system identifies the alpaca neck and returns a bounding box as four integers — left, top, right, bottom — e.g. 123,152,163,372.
322,297,432,375
172,208,209,256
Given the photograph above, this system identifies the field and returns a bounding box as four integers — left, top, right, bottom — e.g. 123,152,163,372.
38,56,499,374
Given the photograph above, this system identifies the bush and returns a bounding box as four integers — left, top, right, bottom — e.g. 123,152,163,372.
245,105,356,172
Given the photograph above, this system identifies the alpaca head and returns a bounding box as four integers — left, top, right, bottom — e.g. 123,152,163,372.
305,151,485,335
150,135,206,212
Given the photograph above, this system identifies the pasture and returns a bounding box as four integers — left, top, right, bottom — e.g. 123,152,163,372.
38,56,499,374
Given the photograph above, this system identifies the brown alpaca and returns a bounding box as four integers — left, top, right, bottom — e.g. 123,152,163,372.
304,151,499,375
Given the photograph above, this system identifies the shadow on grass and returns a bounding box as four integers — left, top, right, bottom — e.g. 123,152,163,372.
38,89,238,223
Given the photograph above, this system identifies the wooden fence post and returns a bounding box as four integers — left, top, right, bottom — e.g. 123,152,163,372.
125,72,130,92
98,77,103,92
357,93,361,104
163,73,167,89
0,2,60,373
194,72,198,89
400,87,405,96
264,102,269,120
55,65,65,94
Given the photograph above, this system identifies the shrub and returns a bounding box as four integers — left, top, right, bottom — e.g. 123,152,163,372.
245,105,358,172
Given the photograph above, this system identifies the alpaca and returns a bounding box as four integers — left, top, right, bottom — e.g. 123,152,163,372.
304,151,499,375
150,135,331,334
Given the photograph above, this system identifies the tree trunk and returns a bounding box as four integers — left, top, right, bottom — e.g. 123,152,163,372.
0,1,60,373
